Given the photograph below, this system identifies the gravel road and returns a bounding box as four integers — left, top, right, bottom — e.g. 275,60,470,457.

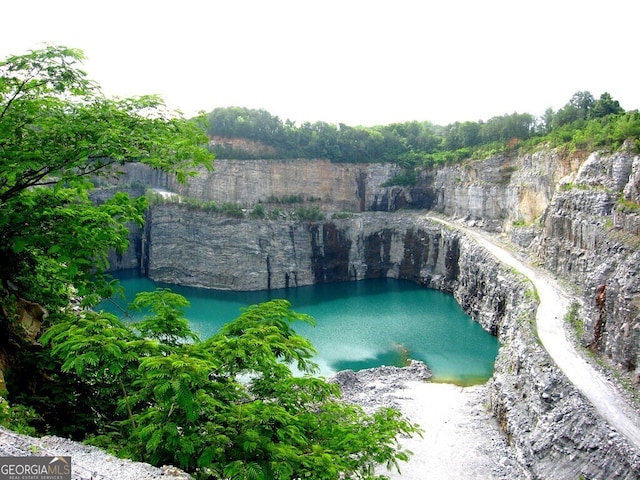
432,216,640,450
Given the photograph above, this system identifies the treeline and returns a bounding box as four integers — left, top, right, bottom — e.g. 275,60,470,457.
206,91,638,166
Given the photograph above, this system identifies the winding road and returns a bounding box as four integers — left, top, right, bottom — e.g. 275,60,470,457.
430,216,640,450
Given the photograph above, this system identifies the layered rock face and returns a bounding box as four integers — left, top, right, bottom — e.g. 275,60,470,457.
115,160,404,212
113,147,581,224
454,237,640,479
537,143,640,375
427,149,582,230
105,144,640,478
143,210,459,292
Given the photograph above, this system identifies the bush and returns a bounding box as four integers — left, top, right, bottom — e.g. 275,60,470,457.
220,203,245,218
35,293,421,478
382,169,417,187
250,203,266,218
295,206,324,221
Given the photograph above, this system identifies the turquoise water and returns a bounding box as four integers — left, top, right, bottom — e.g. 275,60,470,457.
100,271,500,385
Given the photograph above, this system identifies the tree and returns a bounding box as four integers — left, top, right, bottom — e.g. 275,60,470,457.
40,296,421,479
2,46,420,479
481,113,535,143
540,107,555,134
591,92,623,118
552,91,595,128
569,90,595,117
0,45,213,308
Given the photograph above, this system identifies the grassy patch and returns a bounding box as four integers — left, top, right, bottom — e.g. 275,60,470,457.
565,302,584,338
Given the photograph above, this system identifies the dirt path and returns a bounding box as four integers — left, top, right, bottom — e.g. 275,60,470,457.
431,217,640,449
334,365,527,479
379,382,526,479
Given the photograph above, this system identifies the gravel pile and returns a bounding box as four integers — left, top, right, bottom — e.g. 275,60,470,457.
329,360,433,411
0,426,191,480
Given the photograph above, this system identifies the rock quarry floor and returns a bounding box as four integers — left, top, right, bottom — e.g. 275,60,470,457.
2,218,640,479
332,365,529,479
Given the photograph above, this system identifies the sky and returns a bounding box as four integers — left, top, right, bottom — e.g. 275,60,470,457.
2,0,639,127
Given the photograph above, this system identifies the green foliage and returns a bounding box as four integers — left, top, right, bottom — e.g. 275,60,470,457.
617,197,640,213
0,45,213,310
31,297,420,479
249,203,266,219
267,194,305,204
267,208,283,220
2,187,146,307
295,206,325,221
565,302,584,338
524,287,540,303
130,288,200,347
512,218,527,227
381,169,417,187
206,92,639,171
0,396,42,436
220,203,245,218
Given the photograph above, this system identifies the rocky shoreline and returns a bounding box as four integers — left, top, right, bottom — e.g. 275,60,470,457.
331,362,529,479
1,361,527,480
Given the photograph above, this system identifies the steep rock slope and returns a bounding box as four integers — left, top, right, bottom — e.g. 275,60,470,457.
536,142,640,377
115,160,403,212
105,144,640,478
448,220,640,479
142,211,458,291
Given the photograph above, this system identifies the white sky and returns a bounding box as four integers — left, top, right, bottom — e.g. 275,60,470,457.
2,0,638,127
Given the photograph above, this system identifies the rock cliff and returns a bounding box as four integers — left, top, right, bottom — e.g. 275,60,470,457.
114,160,403,213
142,210,458,292
104,143,640,478
536,142,640,376
453,234,640,479
112,146,586,232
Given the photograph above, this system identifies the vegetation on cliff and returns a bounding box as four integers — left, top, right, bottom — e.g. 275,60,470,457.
206,92,638,168
0,46,420,479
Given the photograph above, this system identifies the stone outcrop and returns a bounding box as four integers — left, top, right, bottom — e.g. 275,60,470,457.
536,141,640,376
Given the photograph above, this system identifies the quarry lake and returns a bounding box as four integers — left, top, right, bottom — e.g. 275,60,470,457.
102,271,500,385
